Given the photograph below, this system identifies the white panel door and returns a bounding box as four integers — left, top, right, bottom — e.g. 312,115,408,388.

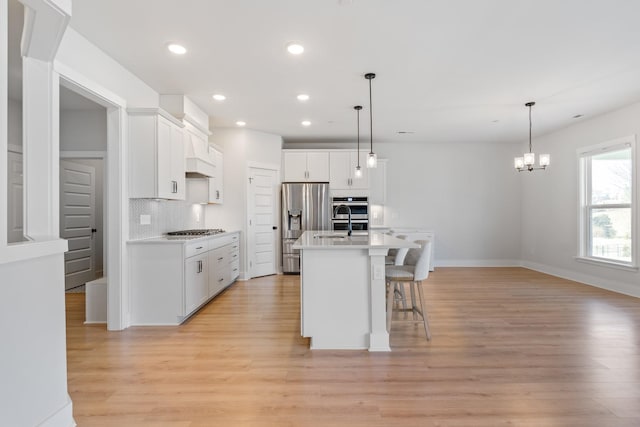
7,151,24,243
248,167,278,278
60,160,96,290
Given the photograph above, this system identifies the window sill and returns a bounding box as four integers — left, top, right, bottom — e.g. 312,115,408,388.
574,256,639,272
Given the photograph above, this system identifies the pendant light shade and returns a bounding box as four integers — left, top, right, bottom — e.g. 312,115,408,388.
514,101,550,172
354,105,363,178
365,73,377,168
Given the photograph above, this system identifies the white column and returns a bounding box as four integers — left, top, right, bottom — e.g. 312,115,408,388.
368,247,391,351
22,57,60,240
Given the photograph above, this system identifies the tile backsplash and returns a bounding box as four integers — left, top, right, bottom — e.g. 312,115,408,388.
129,199,205,240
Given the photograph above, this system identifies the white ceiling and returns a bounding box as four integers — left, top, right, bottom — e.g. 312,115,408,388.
61,1,640,144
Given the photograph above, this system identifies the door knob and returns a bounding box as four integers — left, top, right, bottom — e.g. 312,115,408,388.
273,226,278,230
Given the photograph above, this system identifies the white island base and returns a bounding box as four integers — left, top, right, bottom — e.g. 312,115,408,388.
294,232,418,351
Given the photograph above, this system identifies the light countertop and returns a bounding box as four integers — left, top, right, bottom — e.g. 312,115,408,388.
127,230,240,245
292,230,419,250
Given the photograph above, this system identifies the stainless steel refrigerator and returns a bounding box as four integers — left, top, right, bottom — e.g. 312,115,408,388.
281,182,330,274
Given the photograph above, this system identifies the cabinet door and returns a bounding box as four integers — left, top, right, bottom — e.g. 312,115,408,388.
329,151,351,189
185,255,208,315
350,151,370,190
170,125,186,200
156,116,174,199
283,152,309,181
215,149,224,203
208,246,227,297
306,152,330,181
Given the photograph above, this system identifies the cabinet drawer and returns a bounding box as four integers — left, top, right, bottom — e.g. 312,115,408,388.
230,260,240,281
185,240,209,258
210,246,227,267
210,233,236,250
228,244,239,261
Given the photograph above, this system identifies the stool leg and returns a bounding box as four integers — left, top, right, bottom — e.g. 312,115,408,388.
415,280,431,340
386,281,394,332
409,283,417,320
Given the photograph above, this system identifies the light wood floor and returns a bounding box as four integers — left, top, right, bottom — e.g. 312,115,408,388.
66,268,640,426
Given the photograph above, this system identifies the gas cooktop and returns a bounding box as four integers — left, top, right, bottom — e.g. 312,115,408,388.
166,228,226,236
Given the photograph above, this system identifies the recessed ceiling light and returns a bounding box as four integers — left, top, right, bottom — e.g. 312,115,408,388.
286,42,304,55
212,94,226,101
301,120,311,126
297,94,310,101
167,43,187,55
236,121,246,127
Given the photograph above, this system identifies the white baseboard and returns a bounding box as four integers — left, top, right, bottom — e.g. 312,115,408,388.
521,261,640,298
435,259,522,268
39,395,76,427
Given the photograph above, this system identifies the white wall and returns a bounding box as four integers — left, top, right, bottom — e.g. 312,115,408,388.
55,28,158,107
7,97,21,149
376,140,522,265
521,101,640,297
60,109,107,151
207,128,283,278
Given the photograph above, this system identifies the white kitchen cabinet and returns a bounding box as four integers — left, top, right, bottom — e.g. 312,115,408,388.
283,151,330,182
210,148,224,203
185,253,208,315
128,108,185,200
329,151,369,190
128,231,240,325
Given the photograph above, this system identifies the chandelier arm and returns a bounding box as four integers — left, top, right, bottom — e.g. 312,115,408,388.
529,103,533,153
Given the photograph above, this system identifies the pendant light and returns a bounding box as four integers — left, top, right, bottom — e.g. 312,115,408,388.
365,73,377,168
354,105,363,178
514,101,550,172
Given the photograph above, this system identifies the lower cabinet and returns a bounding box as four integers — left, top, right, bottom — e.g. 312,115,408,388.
129,231,240,325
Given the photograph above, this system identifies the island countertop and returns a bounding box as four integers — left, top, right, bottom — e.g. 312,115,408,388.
292,230,419,250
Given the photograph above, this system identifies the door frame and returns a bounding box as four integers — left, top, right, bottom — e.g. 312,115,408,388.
246,161,280,278
55,61,129,331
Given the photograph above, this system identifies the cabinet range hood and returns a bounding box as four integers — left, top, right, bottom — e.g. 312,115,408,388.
185,143,216,178
159,94,215,178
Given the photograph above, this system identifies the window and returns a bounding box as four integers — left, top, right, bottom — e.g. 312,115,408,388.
578,136,636,268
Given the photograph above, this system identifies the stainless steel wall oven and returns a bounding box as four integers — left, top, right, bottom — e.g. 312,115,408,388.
331,196,369,232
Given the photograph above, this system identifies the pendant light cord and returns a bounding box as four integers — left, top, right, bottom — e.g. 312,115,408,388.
529,103,533,153
368,77,373,154
356,107,361,167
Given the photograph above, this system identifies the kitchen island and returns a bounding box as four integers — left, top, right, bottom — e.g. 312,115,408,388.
293,231,418,351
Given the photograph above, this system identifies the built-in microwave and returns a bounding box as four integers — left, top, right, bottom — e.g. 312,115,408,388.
331,196,369,220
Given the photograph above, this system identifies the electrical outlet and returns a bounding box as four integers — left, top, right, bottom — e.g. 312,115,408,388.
140,214,151,225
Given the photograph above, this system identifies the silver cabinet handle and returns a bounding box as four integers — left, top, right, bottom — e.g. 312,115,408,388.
171,181,178,193
218,257,224,261
216,190,220,200
197,260,203,273
196,246,203,250
218,278,224,282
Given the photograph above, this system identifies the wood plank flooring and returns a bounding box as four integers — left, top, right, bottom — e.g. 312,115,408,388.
66,268,640,426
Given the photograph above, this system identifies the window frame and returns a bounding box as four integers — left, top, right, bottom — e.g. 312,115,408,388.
577,135,637,270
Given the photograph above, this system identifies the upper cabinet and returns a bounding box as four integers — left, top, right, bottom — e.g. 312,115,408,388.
186,147,224,205
128,109,185,200
283,151,330,182
329,151,369,190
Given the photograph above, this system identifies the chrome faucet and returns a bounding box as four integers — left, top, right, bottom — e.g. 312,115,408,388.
334,204,352,236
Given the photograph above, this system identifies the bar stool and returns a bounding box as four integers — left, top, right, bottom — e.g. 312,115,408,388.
385,239,432,340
